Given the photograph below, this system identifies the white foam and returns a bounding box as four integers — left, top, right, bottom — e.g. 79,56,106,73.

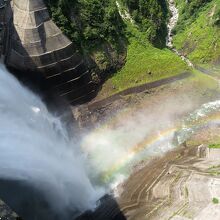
0,64,103,213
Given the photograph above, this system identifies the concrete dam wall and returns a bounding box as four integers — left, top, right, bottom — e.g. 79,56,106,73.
0,0,96,104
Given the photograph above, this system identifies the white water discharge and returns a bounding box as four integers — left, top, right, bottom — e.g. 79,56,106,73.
0,64,103,214
167,0,194,67
1,59,220,217
167,0,179,48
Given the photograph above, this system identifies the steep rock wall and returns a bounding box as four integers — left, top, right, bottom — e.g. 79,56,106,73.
5,0,96,104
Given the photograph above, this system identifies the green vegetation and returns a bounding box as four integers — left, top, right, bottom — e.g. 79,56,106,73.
173,0,220,65
45,0,190,99
46,0,220,99
208,165,220,176
173,0,212,33
209,143,220,148
122,0,168,47
46,0,169,49
212,197,219,204
45,0,125,50
97,22,189,98
190,69,218,87
207,164,220,174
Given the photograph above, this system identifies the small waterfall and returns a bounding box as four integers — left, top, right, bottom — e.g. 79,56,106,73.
167,0,194,67
166,0,179,48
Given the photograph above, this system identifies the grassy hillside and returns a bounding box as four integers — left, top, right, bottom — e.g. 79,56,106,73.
93,0,192,99
46,0,190,99
96,21,189,99
173,0,220,65
122,0,169,48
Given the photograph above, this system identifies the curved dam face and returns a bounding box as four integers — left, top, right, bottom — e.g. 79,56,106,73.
1,0,96,104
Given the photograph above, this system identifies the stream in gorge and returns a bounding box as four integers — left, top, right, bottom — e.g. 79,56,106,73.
167,0,194,67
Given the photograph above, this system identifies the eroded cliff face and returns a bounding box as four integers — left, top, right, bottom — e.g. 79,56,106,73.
4,0,99,104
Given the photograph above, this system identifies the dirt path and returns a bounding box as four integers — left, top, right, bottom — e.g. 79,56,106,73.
87,72,191,111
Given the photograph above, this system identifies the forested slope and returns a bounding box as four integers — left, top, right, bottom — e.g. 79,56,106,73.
45,0,191,98
43,0,220,99
173,0,220,65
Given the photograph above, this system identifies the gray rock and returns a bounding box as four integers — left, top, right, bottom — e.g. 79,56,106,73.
0,199,20,220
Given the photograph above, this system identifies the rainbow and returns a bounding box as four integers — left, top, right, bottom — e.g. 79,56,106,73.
101,127,177,182
84,107,220,183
